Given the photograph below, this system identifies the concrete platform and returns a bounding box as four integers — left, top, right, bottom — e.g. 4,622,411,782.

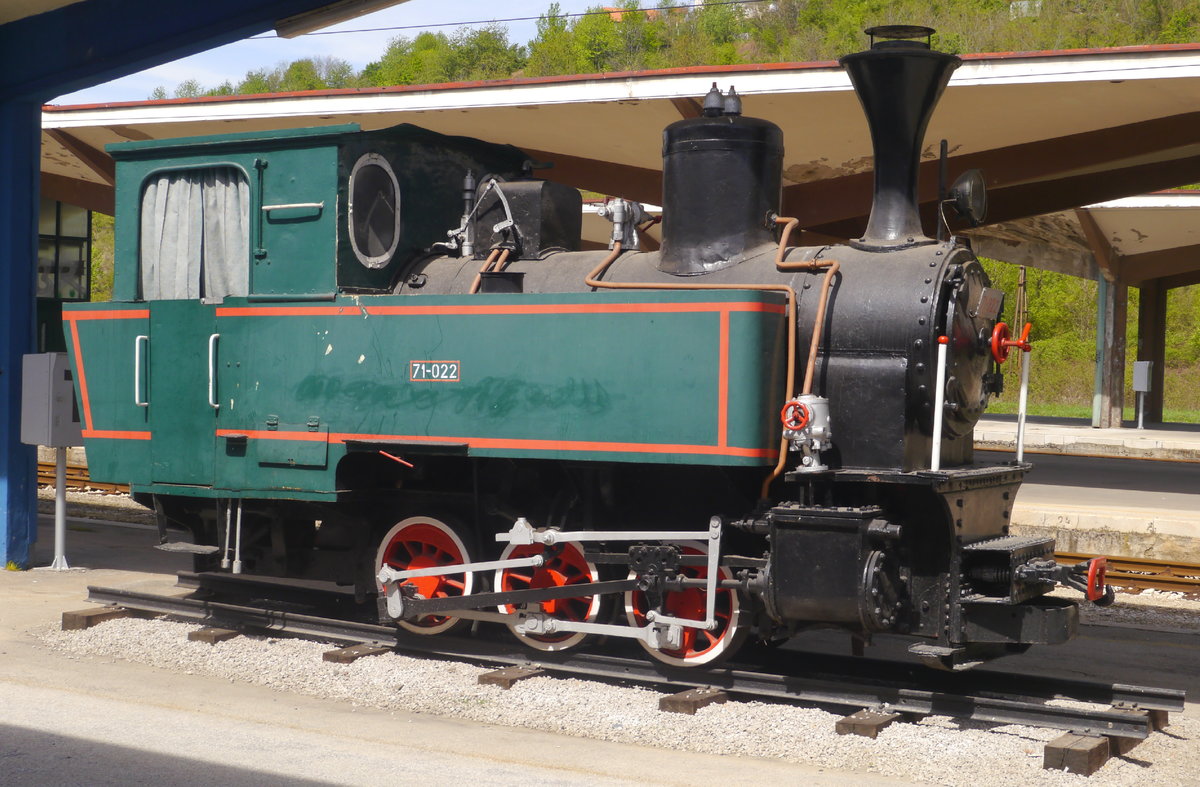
975,415,1200,462
974,417,1200,559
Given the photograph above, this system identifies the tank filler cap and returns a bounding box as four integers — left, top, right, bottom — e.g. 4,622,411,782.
722,86,742,116
864,24,935,49
702,82,724,116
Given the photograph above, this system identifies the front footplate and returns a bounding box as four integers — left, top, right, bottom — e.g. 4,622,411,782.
961,596,1079,645
909,597,1079,670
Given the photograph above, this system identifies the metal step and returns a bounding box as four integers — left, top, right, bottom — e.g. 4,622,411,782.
155,542,220,555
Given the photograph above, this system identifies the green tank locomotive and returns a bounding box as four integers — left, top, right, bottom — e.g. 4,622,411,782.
65,27,1110,670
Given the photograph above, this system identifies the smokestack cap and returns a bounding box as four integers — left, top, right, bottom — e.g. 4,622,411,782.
864,25,935,49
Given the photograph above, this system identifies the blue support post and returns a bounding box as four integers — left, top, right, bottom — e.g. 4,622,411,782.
0,100,40,568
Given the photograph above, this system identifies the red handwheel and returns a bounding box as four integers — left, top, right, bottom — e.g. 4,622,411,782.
991,322,1011,364
1086,557,1108,602
781,400,810,431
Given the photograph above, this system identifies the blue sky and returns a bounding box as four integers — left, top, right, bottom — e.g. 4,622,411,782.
52,0,600,105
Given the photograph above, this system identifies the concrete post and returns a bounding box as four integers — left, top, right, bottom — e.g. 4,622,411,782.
1136,279,1167,424
1091,277,1106,428
0,100,41,568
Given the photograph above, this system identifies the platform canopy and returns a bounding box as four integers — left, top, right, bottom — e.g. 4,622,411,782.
40,42,1200,254
972,191,1200,287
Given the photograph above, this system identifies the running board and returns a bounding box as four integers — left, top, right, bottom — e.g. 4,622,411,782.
156,542,220,555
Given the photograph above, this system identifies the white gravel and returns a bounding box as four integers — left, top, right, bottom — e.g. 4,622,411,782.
1078,589,1200,633
40,608,1198,787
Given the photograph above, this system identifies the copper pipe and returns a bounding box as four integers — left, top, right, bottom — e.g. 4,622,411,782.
774,215,840,395
776,259,840,395
764,216,841,490
468,249,501,294
584,242,800,500
774,216,800,266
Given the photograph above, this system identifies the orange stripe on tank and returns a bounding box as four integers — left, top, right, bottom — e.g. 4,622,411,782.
216,429,773,459
718,310,729,448
216,302,787,318
67,319,94,432
63,309,150,321
82,429,152,440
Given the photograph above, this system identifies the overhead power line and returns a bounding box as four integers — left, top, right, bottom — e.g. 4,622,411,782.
251,0,773,39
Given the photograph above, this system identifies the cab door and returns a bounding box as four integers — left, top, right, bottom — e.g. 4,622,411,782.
251,146,338,298
148,299,216,486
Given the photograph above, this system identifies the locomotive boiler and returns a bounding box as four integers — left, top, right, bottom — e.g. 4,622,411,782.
65,26,1110,670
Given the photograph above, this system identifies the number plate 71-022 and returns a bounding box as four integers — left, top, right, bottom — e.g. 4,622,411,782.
409,360,461,382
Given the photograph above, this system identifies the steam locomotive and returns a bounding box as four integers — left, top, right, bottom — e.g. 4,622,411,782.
65,26,1110,670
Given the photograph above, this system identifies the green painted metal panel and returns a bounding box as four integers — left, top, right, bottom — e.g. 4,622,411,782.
212,328,338,496
60,303,152,485
213,290,787,482
253,146,338,296
70,290,787,499
148,300,216,485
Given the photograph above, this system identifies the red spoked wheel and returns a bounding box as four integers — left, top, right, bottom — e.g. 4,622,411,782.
623,542,747,667
376,516,474,635
496,541,600,651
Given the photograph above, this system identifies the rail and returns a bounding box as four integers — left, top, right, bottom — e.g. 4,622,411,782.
84,578,1183,741
1056,552,1200,595
37,461,128,494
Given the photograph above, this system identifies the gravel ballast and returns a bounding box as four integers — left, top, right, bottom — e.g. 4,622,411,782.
41,610,1198,787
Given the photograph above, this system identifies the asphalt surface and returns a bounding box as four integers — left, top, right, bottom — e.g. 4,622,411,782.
985,451,1200,514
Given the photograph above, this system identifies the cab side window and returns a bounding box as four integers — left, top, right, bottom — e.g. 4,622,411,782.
348,153,401,269
140,167,249,301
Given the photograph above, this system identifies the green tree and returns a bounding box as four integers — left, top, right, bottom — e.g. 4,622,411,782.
448,25,527,81
173,78,204,98
525,4,577,76
571,7,621,73
362,31,456,85
89,213,114,302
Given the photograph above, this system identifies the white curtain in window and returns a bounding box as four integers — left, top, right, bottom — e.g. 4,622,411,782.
140,168,249,300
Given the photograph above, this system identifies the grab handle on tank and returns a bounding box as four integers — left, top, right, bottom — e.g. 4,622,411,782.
208,333,220,410
134,335,149,407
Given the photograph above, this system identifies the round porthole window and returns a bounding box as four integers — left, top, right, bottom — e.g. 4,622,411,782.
348,153,401,269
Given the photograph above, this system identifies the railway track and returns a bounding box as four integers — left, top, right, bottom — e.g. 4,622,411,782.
84,573,1183,744
1058,552,1200,595
37,461,127,494
40,463,1200,595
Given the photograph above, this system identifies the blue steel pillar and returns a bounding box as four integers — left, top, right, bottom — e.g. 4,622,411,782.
0,100,39,568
